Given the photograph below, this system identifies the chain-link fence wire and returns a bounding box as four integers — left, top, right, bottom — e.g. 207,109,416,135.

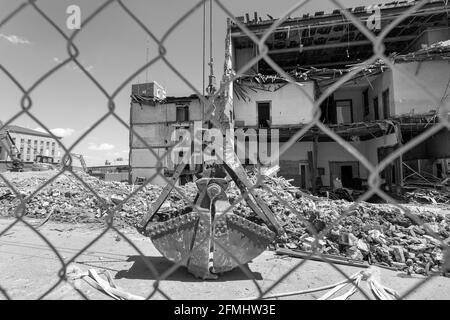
0,0,449,300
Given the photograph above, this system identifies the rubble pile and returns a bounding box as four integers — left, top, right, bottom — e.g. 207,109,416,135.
0,171,191,227
242,173,450,276
404,188,450,204
0,170,449,275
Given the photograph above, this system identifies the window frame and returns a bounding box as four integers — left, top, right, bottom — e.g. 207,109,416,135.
176,105,190,122
334,99,354,124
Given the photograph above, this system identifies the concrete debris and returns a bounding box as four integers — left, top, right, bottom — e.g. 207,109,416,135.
0,170,449,276
405,189,450,204
0,171,166,227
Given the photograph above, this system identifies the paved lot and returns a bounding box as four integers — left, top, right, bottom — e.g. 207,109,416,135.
1,218,449,300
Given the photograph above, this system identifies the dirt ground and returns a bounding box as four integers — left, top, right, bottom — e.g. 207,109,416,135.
1,217,449,300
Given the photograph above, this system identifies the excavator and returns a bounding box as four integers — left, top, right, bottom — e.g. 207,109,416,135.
31,152,88,173
0,121,25,172
136,22,284,279
66,153,88,173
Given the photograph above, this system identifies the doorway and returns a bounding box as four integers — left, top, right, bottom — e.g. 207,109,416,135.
257,102,271,128
340,165,353,187
329,161,360,188
299,162,309,189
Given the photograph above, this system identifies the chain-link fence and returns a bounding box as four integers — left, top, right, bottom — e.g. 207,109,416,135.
0,0,449,300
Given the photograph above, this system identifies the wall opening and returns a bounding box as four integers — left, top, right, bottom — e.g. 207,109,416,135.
382,89,390,119
335,99,353,124
176,106,189,122
329,161,360,188
363,88,369,117
320,96,336,124
257,101,271,128
374,97,380,120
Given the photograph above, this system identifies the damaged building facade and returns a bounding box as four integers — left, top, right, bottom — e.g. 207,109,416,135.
129,82,206,185
0,125,62,164
129,0,450,195
230,0,450,194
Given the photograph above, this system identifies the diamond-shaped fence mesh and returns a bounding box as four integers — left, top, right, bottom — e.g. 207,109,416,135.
0,0,449,300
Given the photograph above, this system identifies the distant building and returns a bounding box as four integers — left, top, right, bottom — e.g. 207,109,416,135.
88,159,130,182
0,125,62,163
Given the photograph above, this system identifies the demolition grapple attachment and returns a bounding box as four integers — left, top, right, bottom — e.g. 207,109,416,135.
135,21,283,279
138,162,282,279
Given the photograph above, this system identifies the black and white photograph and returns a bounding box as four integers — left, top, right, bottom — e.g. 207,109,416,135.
0,0,449,306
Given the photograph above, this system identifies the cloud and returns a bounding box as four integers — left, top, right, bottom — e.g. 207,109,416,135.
34,127,75,138
0,34,32,45
88,142,115,151
52,57,94,73
50,128,75,138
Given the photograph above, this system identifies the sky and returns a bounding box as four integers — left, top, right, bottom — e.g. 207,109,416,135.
0,0,376,166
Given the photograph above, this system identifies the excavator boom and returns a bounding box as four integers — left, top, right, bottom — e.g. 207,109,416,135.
0,121,25,172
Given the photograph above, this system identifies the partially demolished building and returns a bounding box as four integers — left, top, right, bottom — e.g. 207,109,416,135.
230,0,450,193
130,0,450,195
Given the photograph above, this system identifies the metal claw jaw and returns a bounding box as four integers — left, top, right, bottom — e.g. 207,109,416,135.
144,178,276,280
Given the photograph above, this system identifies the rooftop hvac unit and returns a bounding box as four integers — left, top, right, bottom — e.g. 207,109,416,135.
132,81,167,101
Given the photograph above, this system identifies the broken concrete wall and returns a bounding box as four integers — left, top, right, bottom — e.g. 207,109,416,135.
392,60,450,116
234,81,315,127
131,100,203,124
131,103,174,123
404,129,450,160
362,132,399,166
131,124,173,147
410,27,450,51
129,99,204,185
234,46,258,74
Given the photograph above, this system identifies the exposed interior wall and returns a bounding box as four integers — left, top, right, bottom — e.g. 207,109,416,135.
132,124,172,147
333,87,365,123
392,60,450,116
234,81,315,127
234,46,258,74
337,60,450,120
131,100,203,124
0,146,7,161
404,158,450,181
425,130,450,159
278,132,398,188
129,100,203,185
411,27,450,51
366,69,394,120
404,129,450,160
